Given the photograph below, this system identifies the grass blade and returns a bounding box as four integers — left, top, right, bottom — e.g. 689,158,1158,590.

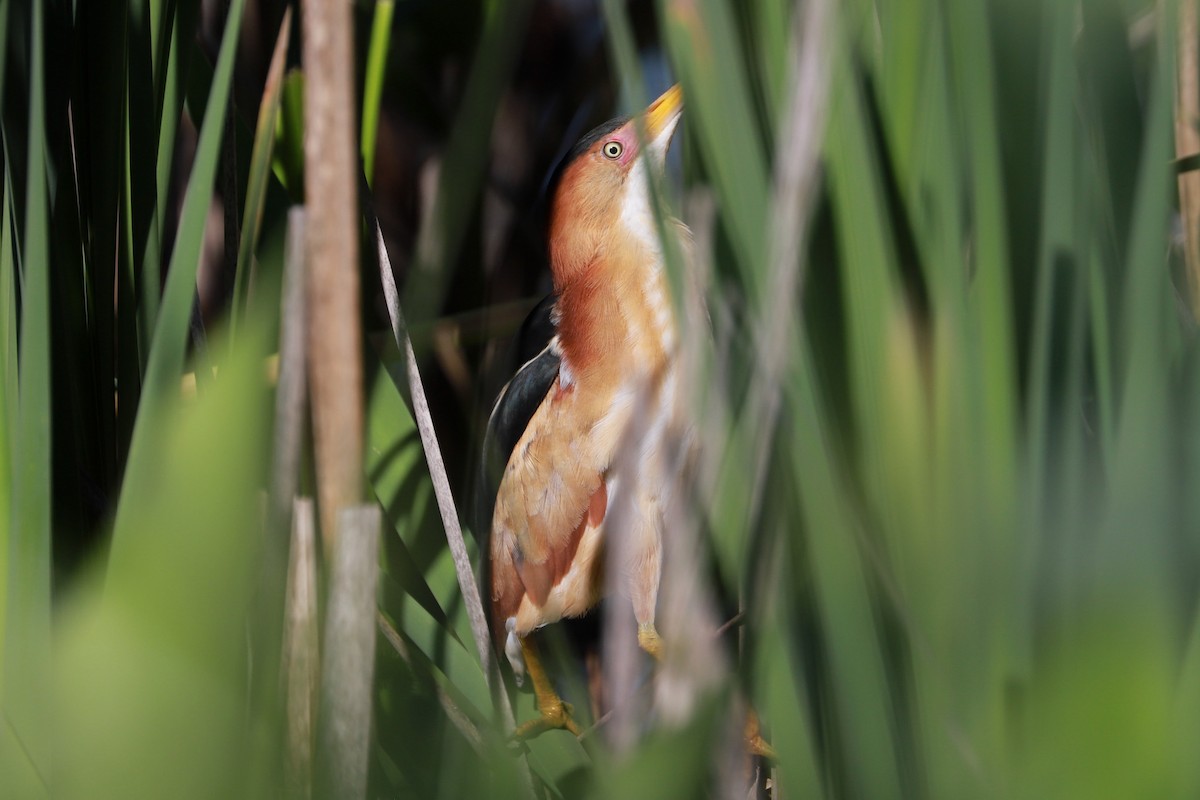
125,0,156,342
0,159,14,683
108,0,249,567
361,0,395,185
230,7,293,342
3,0,52,783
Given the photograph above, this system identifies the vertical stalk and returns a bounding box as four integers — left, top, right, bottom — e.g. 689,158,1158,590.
283,498,319,800
301,0,364,550
316,506,381,800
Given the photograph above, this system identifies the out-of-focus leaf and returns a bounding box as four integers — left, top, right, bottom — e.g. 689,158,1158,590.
656,0,774,586
785,340,904,800
587,698,722,800
876,0,926,188
1094,6,1175,612
1016,610,1178,799
751,0,790,124
1024,0,1078,563
756,578,825,800
824,35,900,509
55,326,272,800
660,0,769,287
1179,576,1200,794
944,0,1021,648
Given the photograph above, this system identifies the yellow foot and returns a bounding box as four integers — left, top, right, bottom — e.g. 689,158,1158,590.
511,636,583,742
745,709,778,761
638,623,663,661
512,698,583,741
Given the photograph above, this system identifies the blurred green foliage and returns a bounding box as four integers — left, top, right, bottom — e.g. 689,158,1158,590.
2,0,1198,798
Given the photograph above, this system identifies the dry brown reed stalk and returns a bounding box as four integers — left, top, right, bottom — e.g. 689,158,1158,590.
373,223,499,698
373,218,535,795
301,0,363,552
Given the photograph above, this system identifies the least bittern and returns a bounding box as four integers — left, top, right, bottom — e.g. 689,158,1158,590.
481,84,689,739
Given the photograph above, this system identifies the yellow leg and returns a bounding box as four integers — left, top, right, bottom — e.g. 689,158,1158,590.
744,708,777,761
511,636,583,740
637,622,663,661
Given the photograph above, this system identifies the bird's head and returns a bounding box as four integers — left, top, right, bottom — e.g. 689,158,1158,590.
548,84,683,282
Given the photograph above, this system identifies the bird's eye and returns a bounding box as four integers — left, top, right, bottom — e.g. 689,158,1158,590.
602,141,623,159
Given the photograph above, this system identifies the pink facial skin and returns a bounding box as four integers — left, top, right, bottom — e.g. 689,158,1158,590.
598,127,640,168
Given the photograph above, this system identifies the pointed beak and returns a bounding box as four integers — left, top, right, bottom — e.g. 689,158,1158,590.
642,83,683,165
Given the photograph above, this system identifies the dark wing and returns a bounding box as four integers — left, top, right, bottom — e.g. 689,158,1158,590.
476,332,560,639
479,346,561,508
514,293,558,366
475,295,560,558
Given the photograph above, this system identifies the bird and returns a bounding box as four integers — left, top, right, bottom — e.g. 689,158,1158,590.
480,83,690,738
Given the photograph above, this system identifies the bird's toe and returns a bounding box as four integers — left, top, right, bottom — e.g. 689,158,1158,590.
511,697,583,741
